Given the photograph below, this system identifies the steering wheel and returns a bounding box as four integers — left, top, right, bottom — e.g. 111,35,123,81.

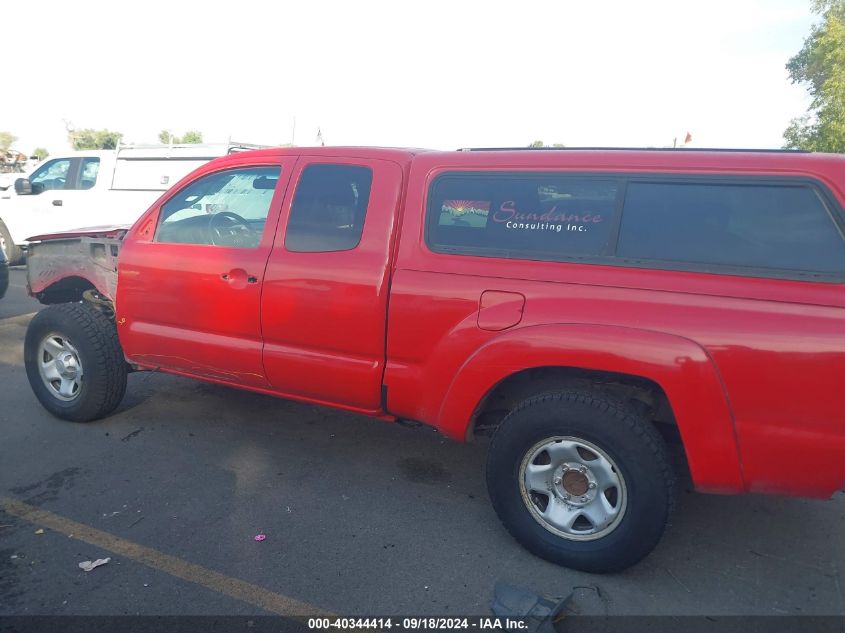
208,211,255,247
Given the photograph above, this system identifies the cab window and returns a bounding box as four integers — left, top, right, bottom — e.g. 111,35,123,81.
155,166,280,248
78,158,100,190
29,159,71,194
285,164,373,252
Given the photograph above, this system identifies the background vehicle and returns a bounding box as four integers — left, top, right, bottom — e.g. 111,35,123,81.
0,238,8,299
22,147,845,573
0,149,35,193
0,141,268,264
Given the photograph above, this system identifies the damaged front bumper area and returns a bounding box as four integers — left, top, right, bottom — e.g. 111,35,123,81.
26,228,127,304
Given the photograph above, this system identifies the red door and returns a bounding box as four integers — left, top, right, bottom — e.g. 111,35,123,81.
117,158,295,387
260,157,404,412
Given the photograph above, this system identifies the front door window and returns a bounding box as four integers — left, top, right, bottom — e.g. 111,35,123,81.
155,166,281,248
29,159,71,194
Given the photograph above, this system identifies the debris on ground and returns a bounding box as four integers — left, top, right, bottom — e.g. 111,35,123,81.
254,534,266,542
491,581,571,633
78,557,111,572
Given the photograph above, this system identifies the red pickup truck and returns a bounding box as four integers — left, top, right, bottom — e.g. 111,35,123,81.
23,147,845,573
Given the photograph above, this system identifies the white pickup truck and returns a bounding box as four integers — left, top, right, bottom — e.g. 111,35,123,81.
0,142,267,263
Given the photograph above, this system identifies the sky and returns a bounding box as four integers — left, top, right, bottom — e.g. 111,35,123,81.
1,0,819,154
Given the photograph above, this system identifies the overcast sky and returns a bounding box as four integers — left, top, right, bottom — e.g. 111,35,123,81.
2,0,817,154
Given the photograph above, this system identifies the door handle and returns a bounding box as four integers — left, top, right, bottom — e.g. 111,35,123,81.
52,199,62,206
220,270,259,285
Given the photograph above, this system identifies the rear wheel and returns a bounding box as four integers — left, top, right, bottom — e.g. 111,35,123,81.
486,390,674,573
25,302,127,422
0,220,23,265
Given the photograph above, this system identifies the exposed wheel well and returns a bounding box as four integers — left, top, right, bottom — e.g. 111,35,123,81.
36,277,98,305
470,366,680,442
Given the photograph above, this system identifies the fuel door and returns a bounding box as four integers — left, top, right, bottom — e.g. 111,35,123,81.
478,290,526,332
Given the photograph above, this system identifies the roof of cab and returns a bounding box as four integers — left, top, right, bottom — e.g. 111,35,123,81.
210,146,845,184
219,146,431,162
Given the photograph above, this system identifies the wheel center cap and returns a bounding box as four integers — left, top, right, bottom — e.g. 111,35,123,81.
562,470,589,496
56,353,77,378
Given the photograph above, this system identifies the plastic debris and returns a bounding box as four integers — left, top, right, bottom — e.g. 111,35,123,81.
254,534,266,542
34,529,44,535
491,581,571,633
78,557,111,572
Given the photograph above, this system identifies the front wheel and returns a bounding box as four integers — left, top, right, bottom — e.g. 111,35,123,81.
486,391,674,573
25,302,127,422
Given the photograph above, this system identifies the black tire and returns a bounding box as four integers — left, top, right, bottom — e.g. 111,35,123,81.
25,302,127,422
486,391,674,573
0,220,23,265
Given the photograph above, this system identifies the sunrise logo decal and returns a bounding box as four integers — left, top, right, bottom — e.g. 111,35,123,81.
442,200,490,217
439,200,491,227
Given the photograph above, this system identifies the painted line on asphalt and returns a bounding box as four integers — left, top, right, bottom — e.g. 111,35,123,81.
0,311,38,324
0,496,332,616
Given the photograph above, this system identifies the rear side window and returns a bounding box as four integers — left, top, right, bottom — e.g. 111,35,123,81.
617,182,845,274
285,164,373,253
428,175,619,260
79,158,100,190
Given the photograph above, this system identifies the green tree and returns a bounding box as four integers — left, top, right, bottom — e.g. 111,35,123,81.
0,131,17,152
528,140,565,148
32,148,49,161
70,128,123,150
784,0,845,151
180,130,203,144
159,129,204,144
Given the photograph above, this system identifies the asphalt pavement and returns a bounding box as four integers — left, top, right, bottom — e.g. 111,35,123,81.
1,266,844,617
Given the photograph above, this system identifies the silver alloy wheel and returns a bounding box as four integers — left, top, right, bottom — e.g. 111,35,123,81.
519,436,628,541
37,333,84,401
